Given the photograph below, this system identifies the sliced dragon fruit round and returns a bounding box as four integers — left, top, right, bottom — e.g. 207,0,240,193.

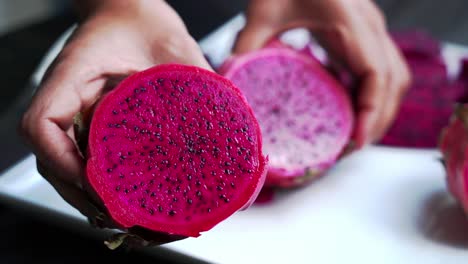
220,48,353,187
86,64,267,240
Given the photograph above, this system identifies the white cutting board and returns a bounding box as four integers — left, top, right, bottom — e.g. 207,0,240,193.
4,14,468,264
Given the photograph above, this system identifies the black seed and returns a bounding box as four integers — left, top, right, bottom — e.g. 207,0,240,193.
187,199,193,204
134,126,139,132
248,137,253,142
124,189,130,194
217,186,223,191
227,138,233,143
133,185,138,190
247,169,253,173
103,136,108,142
170,92,176,97
207,208,212,213
141,203,146,208
196,108,202,113
194,98,199,103
119,173,124,179
112,110,118,115
225,169,233,175
198,91,203,97
158,205,163,212
196,180,201,186
211,171,216,176
156,123,162,128
224,161,231,166
196,191,202,197
151,192,156,197
115,186,121,191
173,197,178,202
231,182,235,188
149,209,154,215
181,116,187,121
107,168,113,173
125,97,131,102
134,88,140,94
187,175,192,181
169,210,176,216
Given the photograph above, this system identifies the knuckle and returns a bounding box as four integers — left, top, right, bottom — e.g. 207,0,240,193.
162,34,200,59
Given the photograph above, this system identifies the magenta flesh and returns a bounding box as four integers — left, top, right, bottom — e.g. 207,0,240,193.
221,48,353,187
86,64,267,238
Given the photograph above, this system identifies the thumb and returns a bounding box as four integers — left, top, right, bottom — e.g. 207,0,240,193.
233,23,277,54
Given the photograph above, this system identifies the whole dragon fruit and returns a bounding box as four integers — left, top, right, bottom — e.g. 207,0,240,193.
380,30,468,148
82,64,267,246
440,104,468,214
220,47,353,188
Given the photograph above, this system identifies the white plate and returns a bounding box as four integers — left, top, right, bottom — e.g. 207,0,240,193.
3,14,468,264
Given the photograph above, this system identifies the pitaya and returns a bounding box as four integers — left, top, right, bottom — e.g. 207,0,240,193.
220,48,353,188
440,104,468,214
380,31,468,148
391,30,441,58
83,64,267,245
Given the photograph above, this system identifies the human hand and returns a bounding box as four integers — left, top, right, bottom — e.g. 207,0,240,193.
235,0,411,148
20,0,210,221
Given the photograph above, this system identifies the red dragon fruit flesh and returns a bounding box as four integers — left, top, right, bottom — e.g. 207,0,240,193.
220,48,353,188
85,64,267,241
440,104,468,214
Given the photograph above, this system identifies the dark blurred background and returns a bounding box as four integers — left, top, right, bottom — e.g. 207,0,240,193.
0,0,467,263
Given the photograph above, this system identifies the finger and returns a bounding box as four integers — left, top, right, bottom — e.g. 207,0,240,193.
354,70,388,147
233,23,277,54
171,41,213,71
37,160,101,220
372,36,411,140
21,65,84,185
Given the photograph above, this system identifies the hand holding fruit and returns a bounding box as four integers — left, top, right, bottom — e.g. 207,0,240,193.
235,0,412,147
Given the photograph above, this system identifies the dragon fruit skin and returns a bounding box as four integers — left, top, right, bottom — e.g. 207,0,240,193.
391,30,441,58
86,64,267,239
380,30,468,148
220,48,353,188
440,105,468,214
